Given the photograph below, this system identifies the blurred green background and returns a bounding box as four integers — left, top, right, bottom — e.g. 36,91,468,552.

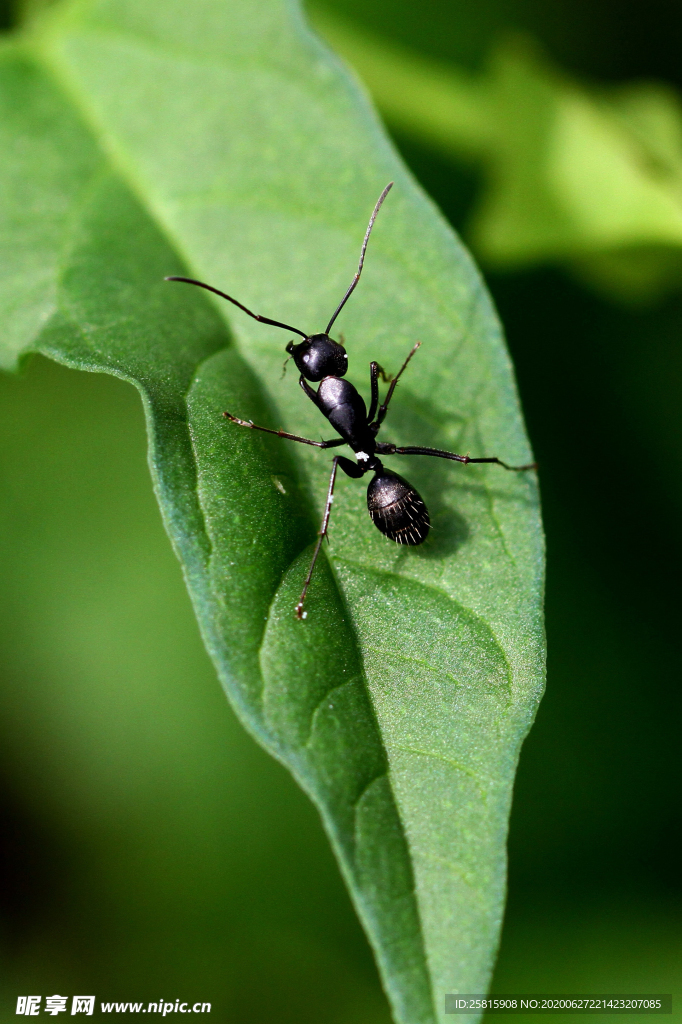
1,0,681,1020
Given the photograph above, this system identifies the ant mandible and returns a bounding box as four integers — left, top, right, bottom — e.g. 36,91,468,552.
166,183,535,619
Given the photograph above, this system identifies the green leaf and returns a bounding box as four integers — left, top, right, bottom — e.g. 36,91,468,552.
312,10,682,302
0,2,544,1020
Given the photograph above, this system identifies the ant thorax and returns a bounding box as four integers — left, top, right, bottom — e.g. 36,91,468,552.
316,377,374,451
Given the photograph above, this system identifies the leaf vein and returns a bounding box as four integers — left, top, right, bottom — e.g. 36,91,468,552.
390,744,492,790
303,675,364,748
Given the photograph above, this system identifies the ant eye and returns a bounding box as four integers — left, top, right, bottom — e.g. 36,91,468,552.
303,353,310,362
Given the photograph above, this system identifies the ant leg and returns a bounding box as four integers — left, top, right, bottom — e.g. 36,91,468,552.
295,456,364,620
299,376,322,411
372,343,421,429
376,441,536,471
367,361,393,422
224,412,345,448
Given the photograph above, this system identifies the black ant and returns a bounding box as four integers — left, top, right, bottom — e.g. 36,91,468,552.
167,183,535,619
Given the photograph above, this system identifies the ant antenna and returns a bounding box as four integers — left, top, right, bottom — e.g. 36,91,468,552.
324,182,393,336
165,276,307,338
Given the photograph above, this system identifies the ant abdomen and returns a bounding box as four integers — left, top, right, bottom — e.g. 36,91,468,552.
367,469,430,546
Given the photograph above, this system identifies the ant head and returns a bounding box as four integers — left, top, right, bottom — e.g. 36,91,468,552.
286,334,348,382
